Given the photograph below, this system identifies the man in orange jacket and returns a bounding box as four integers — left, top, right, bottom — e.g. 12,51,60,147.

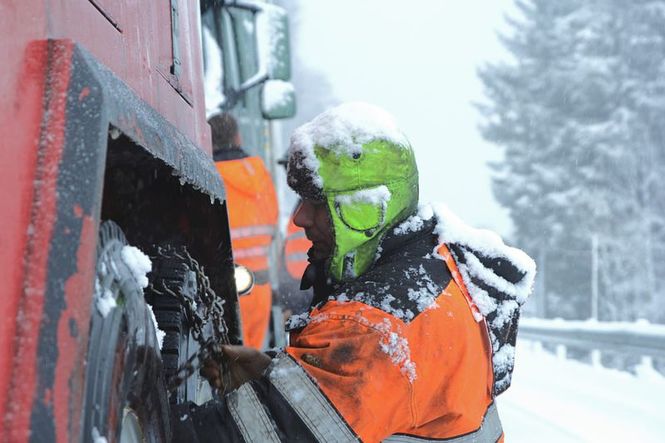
210,113,278,350
175,103,536,442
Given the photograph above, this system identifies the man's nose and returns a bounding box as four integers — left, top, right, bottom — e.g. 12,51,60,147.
293,200,314,228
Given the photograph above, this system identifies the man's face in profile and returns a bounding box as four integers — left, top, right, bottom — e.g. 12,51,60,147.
293,199,333,263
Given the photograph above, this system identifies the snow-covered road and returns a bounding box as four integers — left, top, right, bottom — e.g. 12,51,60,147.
499,341,665,442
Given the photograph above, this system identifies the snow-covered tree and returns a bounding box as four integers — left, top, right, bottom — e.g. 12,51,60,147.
479,0,665,322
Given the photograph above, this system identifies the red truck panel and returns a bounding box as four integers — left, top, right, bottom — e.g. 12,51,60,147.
43,0,210,151
0,2,49,435
0,1,219,441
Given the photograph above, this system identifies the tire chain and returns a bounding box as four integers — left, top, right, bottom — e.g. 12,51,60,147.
149,245,233,396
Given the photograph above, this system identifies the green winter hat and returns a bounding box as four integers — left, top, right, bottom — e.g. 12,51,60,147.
287,102,419,282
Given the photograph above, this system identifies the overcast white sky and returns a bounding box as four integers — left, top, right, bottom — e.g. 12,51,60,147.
290,0,517,237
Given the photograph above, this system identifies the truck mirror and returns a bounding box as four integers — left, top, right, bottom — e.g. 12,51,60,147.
256,4,291,81
261,80,296,119
234,264,255,296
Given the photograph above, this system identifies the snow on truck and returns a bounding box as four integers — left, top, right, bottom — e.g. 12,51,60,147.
0,0,295,441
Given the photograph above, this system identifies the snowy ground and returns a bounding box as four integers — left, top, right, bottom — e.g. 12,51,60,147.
499,340,665,442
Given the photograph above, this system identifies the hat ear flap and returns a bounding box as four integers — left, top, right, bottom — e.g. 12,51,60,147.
334,199,385,237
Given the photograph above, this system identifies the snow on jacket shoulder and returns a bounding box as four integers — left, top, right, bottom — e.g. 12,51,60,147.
411,203,537,395
281,216,498,442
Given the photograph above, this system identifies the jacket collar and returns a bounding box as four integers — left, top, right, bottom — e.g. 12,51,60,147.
304,213,437,308
213,146,249,162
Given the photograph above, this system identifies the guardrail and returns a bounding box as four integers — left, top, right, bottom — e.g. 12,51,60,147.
518,317,665,373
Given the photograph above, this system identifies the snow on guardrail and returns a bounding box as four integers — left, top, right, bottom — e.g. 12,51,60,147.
521,317,665,335
519,317,665,359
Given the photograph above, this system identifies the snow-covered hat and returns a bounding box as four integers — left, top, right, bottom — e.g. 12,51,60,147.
287,102,419,281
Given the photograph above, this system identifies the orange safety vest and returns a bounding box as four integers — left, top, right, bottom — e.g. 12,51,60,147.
283,214,311,280
215,156,278,349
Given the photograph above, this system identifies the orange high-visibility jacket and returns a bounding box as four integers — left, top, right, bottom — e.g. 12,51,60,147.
215,155,278,349
281,243,499,442
174,219,512,442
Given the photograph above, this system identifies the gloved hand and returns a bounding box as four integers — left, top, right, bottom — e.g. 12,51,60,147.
200,345,271,392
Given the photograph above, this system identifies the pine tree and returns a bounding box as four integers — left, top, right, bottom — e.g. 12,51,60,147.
478,0,665,322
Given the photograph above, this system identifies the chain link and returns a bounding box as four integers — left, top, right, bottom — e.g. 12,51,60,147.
149,246,233,395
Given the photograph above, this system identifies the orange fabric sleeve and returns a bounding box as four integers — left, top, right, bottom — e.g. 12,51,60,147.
287,307,414,442
286,281,494,441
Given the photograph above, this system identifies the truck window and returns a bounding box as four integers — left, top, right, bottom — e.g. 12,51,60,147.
227,8,260,96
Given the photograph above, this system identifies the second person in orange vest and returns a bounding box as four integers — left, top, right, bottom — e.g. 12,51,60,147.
210,113,278,350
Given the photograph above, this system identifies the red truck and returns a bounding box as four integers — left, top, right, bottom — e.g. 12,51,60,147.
0,0,294,441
